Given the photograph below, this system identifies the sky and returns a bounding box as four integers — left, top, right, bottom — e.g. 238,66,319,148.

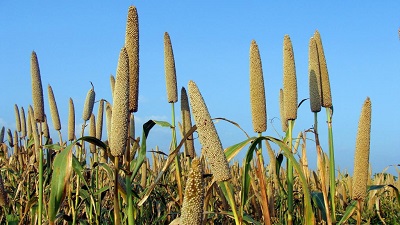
0,2,399,175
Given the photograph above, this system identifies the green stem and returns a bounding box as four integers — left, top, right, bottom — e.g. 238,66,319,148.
126,131,135,225
287,120,294,225
171,103,183,205
326,107,336,223
222,181,241,225
38,122,43,225
114,157,121,225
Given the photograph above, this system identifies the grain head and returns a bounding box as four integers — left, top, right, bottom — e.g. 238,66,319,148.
14,104,21,132
314,30,332,108
82,84,95,121
125,6,139,112
20,107,27,138
68,98,75,141
0,127,4,143
249,40,267,133
188,80,231,181
181,87,195,158
308,37,322,113
7,129,13,147
279,88,288,132
110,47,130,157
352,97,372,201
164,32,178,103
89,113,96,153
47,84,61,131
105,102,112,142
96,99,104,140
31,51,45,122
283,35,298,120
180,157,204,225
129,112,135,139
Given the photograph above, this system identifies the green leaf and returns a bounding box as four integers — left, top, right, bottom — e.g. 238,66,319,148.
337,200,357,225
224,138,255,162
6,214,19,225
152,120,172,128
240,137,258,217
311,191,327,221
48,142,73,223
78,136,107,150
132,120,156,179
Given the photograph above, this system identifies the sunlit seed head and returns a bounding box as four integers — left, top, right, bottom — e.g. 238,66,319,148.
352,97,372,201
110,47,130,157
89,113,96,153
125,6,140,112
14,104,21,132
283,35,298,120
314,30,332,108
82,84,95,121
249,40,267,133
164,32,178,103
0,127,4,143
31,51,45,122
96,99,105,141
48,84,61,131
105,102,112,143
20,107,27,138
308,37,322,113
68,98,75,141
188,80,231,182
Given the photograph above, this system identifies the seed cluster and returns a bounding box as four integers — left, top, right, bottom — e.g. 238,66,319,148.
279,89,287,132
314,30,332,108
249,40,267,133
31,51,45,123
48,84,61,131
20,107,27,138
14,104,21,132
352,97,372,201
308,37,322,113
283,35,298,120
188,81,231,182
180,158,204,225
164,32,178,103
82,85,95,122
180,87,195,158
96,99,104,140
68,98,75,141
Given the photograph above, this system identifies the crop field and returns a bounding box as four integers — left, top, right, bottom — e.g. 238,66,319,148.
0,5,399,225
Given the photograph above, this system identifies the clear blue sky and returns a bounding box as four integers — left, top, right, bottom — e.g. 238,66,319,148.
1,2,399,175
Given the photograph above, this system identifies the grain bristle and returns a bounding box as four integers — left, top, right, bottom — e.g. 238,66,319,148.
96,99,104,141
249,40,267,133
188,80,231,181
89,113,96,153
279,88,288,132
68,98,75,141
48,84,61,131
180,157,204,225
308,37,322,113
20,107,27,138
110,47,130,157
164,32,178,103
31,51,45,122
283,35,298,120
14,104,21,132
180,87,195,158
352,97,372,201
125,6,140,112
82,84,95,121
314,30,332,108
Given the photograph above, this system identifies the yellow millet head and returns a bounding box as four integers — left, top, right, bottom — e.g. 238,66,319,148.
82,84,95,121
279,88,288,132
188,81,231,182
308,37,322,113
96,99,104,141
20,107,27,138
181,87,195,158
164,32,178,103
180,157,204,225
31,51,45,122
249,40,267,133
68,98,75,141
352,97,372,202
110,47,130,157
283,35,298,120
314,30,332,108
14,104,21,132
125,6,139,113
89,113,96,153
48,84,61,131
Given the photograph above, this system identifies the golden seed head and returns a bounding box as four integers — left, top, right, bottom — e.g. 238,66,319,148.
188,81,231,181
129,113,135,139
110,47,130,157
82,84,95,121
249,40,267,133
180,157,204,225
308,37,322,113
125,6,140,113
89,113,96,153
0,127,4,143
352,97,372,201
279,89,288,132
283,35,298,120
105,102,112,142
31,51,45,122
20,107,26,138
110,74,115,100
314,30,332,108
164,32,178,103
181,87,195,158
68,98,75,141
0,174,9,207
47,84,61,131
14,104,21,132
96,99,104,141
7,128,13,147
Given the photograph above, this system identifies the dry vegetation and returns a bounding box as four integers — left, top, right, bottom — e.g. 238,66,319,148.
0,5,399,225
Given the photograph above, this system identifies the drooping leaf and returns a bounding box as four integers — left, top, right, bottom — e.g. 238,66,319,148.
337,200,357,225
224,137,255,162
311,191,327,221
